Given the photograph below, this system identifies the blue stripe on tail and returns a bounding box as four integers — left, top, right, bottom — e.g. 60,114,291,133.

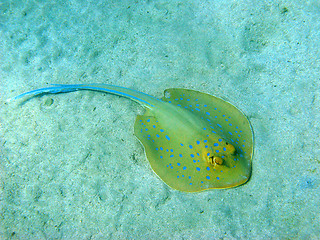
7,84,157,108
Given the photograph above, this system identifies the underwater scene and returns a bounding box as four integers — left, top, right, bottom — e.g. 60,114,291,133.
1,0,319,239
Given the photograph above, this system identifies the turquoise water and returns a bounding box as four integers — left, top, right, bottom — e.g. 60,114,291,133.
1,0,319,239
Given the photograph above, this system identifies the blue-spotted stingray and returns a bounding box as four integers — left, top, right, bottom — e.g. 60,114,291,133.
8,84,254,192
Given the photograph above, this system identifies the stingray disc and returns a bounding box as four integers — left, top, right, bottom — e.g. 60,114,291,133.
134,88,253,192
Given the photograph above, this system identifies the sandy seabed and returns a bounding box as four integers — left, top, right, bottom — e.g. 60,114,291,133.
1,0,319,239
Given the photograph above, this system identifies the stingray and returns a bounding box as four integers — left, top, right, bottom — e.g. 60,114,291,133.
8,84,254,192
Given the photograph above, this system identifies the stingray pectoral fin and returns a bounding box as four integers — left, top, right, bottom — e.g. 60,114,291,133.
133,115,173,185
162,88,253,169
159,88,253,191
133,113,193,192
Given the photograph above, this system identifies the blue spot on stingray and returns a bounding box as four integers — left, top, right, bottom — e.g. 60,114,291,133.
147,119,150,122
179,154,183,157
196,167,200,171
206,112,210,115
160,129,164,132
214,143,219,146
165,135,170,141
177,163,181,166
206,176,210,180
156,134,160,138
196,141,200,145
183,166,187,170
189,145,193,149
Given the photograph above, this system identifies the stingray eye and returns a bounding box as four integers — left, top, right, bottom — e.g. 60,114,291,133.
208,156,223,166
225,142,236,155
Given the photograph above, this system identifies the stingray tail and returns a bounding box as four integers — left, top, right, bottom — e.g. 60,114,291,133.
6,84,81,102
7,84,159,108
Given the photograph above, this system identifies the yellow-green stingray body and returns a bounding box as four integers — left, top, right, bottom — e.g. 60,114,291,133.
10,84,253,192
